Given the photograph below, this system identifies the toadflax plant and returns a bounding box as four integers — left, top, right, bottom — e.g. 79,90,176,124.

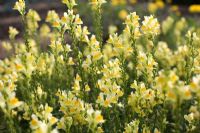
0,0,200,133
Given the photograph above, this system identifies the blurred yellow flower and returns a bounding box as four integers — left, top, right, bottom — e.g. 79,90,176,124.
111,0,126,6
170,5,181,16
155,0,165,9
90,0,107,8
129,0,137,5
167,0,172,4
8,94,23,109
9,26,19,39
189,5,200,13
148,3,158,13
62,0,77,9
118,9,128,20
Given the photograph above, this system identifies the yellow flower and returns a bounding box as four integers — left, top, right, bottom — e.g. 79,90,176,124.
40,24,50,37
87,108,105,124
166,91,176,101
9,26,19,39
97,127,104,133
154,128,161,133
49,117,58,125
45,105,53,114
104,99,111,107
118,10,128,20
76,74,82,81
124,119,139,133
62,0,77,9
52,21,61,28
92,51,102,61
162,16,174,34
30,115,39,129
33,122,48,133
170,5,179,12
155,0,165,9
184,113,194,123
72,74,82,93
90,0,107,9
85,84,91,92
148,3,158,13
124,12,141,39
9,97,19,105
95,113,105,123
27,9,41,22
125,12,140,28
141,15,160,36
129,0,137,5
68,57,75,65
189,5,200,13
13,0,25,15
2,41,12,51
111,0,126,6
26,9,41,31
8,96,23,109
74,15,83,25
46,10,59,24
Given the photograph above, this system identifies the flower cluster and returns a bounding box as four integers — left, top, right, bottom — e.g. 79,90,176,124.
97,59,123,107
1,0,200,133
29,104,58,133
129,81,162,116
13,0,26,15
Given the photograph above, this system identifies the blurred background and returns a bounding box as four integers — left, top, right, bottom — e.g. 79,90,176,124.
0,0,200,38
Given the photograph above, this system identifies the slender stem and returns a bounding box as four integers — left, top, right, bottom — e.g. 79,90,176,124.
92,7,103,47
131,37,138,81
21,15,30,52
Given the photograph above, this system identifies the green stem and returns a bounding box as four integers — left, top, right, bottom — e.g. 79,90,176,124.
21,15,30,52
92,7,103,47
131,37,138,81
